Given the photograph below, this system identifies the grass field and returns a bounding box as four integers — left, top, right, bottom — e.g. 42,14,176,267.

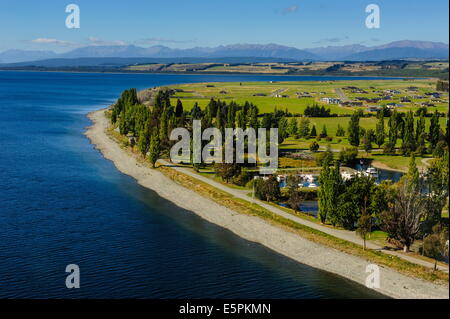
169,79,449,114
164,79,448,171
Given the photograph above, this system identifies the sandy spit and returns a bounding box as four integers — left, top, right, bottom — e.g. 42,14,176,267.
85,109,448,299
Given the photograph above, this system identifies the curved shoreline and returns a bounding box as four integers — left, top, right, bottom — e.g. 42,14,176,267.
85,108,448,299
371,160,407,173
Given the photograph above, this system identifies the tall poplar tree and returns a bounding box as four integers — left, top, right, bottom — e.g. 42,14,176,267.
348,112,360,146
375,110,385,148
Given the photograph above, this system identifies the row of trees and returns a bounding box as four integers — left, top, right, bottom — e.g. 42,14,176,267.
111,88,287,176
347,109,448,156
304,104,333,117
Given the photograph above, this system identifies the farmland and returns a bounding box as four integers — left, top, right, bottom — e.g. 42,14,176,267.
161,78,448,171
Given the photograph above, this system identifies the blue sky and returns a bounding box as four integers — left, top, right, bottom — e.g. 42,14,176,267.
0,0,448,52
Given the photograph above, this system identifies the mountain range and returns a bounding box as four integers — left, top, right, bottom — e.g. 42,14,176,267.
0,40,448,64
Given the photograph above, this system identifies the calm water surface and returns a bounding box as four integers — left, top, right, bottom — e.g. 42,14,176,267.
0,71,389,298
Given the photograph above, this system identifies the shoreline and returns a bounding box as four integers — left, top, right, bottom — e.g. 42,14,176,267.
371,160,408,173
0,69,427,79
85,108,448,299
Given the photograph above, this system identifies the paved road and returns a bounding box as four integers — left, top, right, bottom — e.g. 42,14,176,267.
335,88,349,102
270,88,287,97
159,159,449,273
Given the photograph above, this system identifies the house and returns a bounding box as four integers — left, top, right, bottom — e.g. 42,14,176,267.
367,106,382,112
340,101,363,107
384,89,401,95
426,92,441,98
253,93,267,97
320,97,341,104
400,97,411,103
386,102,404,108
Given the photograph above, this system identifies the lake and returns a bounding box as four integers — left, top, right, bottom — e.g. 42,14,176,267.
0,71,389,298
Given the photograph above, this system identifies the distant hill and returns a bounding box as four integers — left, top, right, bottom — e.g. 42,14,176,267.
0,57,298,68
58,43,318,60
344,47,449,61
304,40,449,61
0,49,57,63
304,44,369,60
0,40,447,64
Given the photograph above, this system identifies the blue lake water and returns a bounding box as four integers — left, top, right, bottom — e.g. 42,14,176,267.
0,71,389,298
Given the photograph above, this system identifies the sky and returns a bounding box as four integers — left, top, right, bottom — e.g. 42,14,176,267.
0,0,448,52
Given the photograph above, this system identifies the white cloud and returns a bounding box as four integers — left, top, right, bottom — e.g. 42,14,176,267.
282,5,299,15
31,38,73,46
87,37,127,46
138,37,196,45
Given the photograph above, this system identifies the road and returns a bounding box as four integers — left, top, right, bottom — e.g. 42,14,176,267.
159,159,449,273
335,88,349,102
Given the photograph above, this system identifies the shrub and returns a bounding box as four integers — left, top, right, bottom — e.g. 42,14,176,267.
383,143,396,155
338,147,359,165
316,151,334,166
309,141,320,152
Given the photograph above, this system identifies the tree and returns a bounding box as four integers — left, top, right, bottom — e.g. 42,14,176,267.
423,224,449,271
429,110,440,148
423,151,449,233
415,114,426,155
298,118,310,138
336,174,374,230
278,117,289,143
191,102,202,120
254,176,281,202
288,118,298,137
286,175,303,213
318,160,342,224
338,147,359,165
368,181,393,230
310,125,317,137
362,130,372,154
309,141,319,152
380,180,426,252
388,109,399,146
304,104,332,117
138,125,151,156
159,107,169,143
148,128,161,168
336,124,346,137
375,111,385,148
215,163,241,183
320,125,328,138
287,191,303,213
348,112,360,146
357,212,372,250
406,155,420,191
235,110,246,130
315,148,333,166
175,99,184,117
401,111,416,155
247,104,259,130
